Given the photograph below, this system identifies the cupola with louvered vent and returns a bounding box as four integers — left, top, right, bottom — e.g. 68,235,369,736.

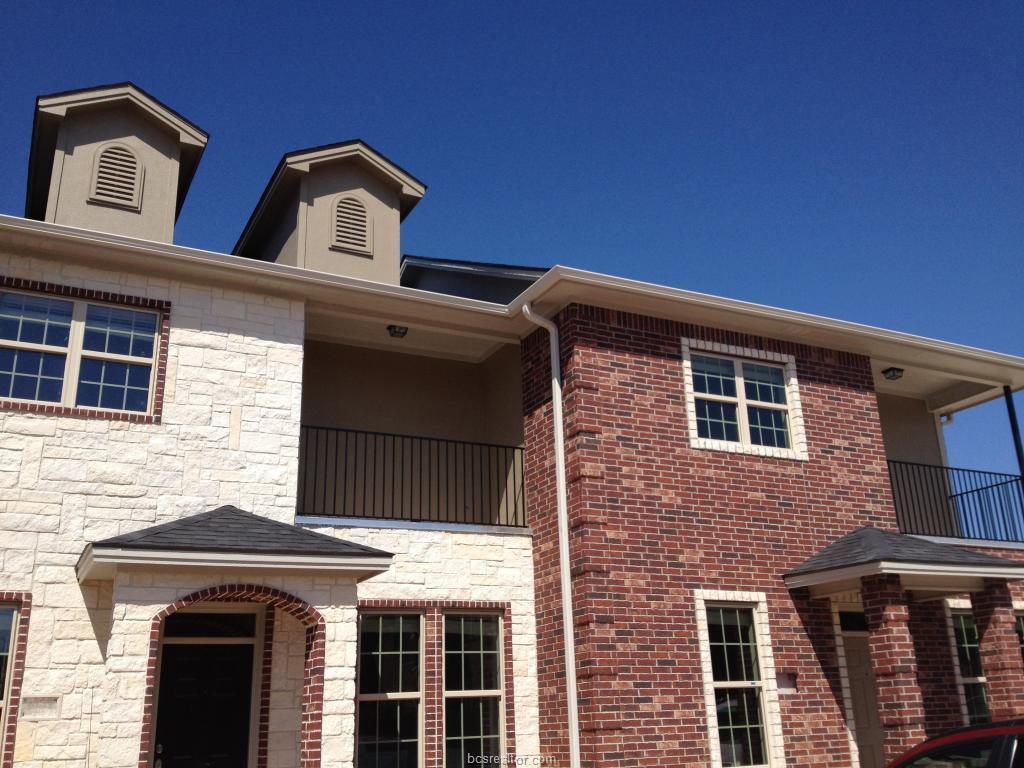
331,195,372,255
26,83,207,243
90,144,144,210
234,140,426,284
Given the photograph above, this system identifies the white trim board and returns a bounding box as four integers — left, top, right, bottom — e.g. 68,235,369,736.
75,545,391,582
784,560,1024,590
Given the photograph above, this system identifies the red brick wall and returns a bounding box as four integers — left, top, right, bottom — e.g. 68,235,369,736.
522,304,900,767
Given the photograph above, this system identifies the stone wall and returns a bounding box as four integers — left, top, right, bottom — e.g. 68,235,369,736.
0,250,305,767
313,524,541,759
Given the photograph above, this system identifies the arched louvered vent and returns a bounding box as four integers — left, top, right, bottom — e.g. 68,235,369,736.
90,145,143,209
331,196,372,254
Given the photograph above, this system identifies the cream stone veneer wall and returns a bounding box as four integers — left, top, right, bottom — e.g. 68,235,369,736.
0,250,541,766
311,524,542,758
0,250,306,768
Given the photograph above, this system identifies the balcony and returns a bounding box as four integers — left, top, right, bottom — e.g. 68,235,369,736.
297,426,527,528
889,460,1024,542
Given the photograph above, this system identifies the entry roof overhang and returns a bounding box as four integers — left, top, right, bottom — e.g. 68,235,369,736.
75,505,392,583
784,526,1024,599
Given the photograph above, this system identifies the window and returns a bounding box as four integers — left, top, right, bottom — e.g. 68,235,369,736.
705,606,770,767
682,340,807,460
0,605,21,753
332,195,372,255
894,737,997,768
0,289,161,415
90,144,144,210
357,614,421,768
1016,613,1024,660
444,615,503,767
951,611,990,725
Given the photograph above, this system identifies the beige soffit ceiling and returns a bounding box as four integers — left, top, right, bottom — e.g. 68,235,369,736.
2,214,1023,400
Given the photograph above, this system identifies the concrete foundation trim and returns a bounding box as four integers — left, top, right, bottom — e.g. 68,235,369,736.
137,584,325,768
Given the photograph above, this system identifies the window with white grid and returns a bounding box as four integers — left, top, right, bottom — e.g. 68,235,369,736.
444,615,503,767
0,289,160,415
682,340,807,460
356,613,422,768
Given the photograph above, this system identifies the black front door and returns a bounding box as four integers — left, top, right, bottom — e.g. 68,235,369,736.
154,643,254,768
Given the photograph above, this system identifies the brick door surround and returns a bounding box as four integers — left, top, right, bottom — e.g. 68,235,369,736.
136,584,326,768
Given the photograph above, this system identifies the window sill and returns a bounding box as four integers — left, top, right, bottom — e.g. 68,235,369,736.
0,398,158,423
689,436,808,462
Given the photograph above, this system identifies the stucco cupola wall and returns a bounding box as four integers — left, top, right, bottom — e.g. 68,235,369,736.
233,140,426,285
25,82,208,244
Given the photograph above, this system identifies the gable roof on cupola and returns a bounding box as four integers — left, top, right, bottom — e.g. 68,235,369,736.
233,139,426,259
25,82,208,222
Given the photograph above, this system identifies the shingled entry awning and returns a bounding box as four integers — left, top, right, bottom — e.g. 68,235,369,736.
76,505,392,582
784,525,1024,599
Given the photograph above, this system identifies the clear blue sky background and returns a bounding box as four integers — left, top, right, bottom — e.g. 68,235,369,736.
0,2,1021,470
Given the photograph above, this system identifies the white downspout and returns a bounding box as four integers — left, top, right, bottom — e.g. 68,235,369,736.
522,303,582,768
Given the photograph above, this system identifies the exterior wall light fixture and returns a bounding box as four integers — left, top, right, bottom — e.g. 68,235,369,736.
882,367,905,381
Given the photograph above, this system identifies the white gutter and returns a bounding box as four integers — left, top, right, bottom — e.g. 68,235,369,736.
521,303,582,768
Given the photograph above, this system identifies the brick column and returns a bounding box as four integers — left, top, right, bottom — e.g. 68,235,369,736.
971,579,1024,719
862,573,926,762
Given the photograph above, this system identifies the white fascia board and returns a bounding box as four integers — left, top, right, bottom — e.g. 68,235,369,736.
5,215,1024,387
37,85,208,146
76,545,392,583
783,560,1024,590
512,266,1024,377
0,215,507,315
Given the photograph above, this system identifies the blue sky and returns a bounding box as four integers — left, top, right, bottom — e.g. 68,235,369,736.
0,1,1021,470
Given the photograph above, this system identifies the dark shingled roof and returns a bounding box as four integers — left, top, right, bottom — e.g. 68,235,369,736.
91,505,390,559
787,526,1019,576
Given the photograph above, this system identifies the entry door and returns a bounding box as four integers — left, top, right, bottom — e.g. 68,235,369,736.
845,634,884,768
154,643,255,768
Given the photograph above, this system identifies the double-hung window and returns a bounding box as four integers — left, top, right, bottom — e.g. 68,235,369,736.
683,341,807,460
357,614,421,768
707,606,769,767
0,289,160,415
951,611,990,725
444,615,503,767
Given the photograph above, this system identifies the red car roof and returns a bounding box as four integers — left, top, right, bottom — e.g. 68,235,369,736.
888,721,1024,767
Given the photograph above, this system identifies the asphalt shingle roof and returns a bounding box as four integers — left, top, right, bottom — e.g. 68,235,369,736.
91,505,390,559
787,525,1020,576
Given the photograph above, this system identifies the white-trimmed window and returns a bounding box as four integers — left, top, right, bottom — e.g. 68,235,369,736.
90,143,144,210
444,614,503,767
331,195,372,255
0,604,20,757
0,289,160,414
696,591,785,768
682,339,807,460
1016,611,1024,660
949,609,990,725
357,613,422,768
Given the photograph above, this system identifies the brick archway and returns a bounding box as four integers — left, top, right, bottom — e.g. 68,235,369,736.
137,584,326,768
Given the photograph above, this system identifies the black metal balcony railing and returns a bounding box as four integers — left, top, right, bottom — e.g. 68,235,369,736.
298,426,527,527
889,460,1024,542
